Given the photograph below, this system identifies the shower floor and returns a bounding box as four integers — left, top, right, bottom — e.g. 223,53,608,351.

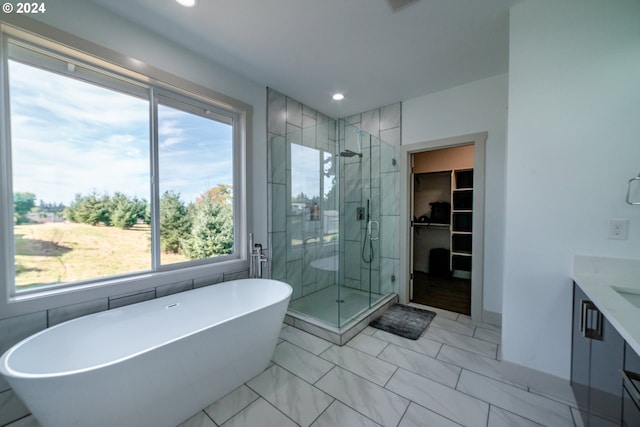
288,285,385,328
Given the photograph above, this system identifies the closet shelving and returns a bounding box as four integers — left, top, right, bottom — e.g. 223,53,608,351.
412,168,473,277
451,169,473,276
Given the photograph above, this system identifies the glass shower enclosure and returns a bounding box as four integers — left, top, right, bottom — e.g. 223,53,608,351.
269,119,398,329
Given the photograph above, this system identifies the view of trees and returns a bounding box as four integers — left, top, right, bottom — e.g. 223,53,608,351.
13,192,36,224
14,184,233,261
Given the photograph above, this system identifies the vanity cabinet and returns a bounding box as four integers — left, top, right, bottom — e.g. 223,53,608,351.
571,282,625,426
622,343,640,426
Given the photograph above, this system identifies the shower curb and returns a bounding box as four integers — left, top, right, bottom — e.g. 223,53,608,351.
284,293,398,345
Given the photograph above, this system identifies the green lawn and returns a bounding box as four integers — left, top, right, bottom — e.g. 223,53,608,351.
14,222,187,288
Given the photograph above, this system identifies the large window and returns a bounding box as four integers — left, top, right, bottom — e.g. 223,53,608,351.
2,35,241,295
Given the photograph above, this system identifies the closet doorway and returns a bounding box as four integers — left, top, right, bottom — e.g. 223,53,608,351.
411,146,473,314
400,132,486,321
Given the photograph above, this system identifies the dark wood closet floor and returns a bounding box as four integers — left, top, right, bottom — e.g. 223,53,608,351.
411,270,471,315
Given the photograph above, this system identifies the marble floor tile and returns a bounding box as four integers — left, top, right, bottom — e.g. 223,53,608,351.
487,405,544,427
372,329,442,358
408,303,458,320
346,332,389,356
386,368,489,427
316,367,409,427
398,402,463,427
177,412,216,427
203,385,259,426
435,345,523,388
423,326,498,358
279,325,333,355
456,370,574,427
310,401,381,427
247,365,333,427
319,345,397,386
273,341,334,384
474,326,501,344
221,398,298,427
378,344,461,388
0,390,30,427
431,316,476,337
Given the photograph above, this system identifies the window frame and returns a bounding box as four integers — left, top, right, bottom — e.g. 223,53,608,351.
0,20,252,320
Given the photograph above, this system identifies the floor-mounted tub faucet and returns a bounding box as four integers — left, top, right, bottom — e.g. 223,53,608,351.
249,233,268,278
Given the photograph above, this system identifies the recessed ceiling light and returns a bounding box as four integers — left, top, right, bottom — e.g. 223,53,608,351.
332,93,345,101
176,0,197,7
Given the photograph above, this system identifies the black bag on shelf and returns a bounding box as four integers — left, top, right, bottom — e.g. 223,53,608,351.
429,202,450,224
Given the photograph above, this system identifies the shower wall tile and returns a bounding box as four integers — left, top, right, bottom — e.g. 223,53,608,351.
302,104,317,119
109,289,156,309
380,258,399,294
303,256,317,286
344,202,362,241
286,98,303,128
361,267,381,294
316,270,337,291
271,184,287,232
47,298,109,327
344,127,360,152
267,89,287,136
380,103,401,132
380,141,398,174
380,126,401,148
270,135,287,185
287,259,303,290
361,109,380,138
344,114,361,125
286,124,302,148
344,240,361,280
380,215,399,259
0,311,47,392
344,164,362,203
156,279,193,298
381,174,398,216
271,232,287,281
302,123,316,147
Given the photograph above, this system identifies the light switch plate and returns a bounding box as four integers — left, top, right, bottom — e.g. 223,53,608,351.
607,219,629,240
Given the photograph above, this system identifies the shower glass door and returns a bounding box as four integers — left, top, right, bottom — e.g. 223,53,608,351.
272,119,397,328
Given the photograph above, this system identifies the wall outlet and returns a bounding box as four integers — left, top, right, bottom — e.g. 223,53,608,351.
607,219,629,240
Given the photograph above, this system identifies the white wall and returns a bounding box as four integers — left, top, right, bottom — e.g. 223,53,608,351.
504,0,640,379
29,0,269,244
403,73,508,317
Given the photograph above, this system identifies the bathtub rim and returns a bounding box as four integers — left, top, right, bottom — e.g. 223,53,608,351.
0,278,292,380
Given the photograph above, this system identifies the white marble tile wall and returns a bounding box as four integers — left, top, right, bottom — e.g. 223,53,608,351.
6,304,582,427
267,88,401,310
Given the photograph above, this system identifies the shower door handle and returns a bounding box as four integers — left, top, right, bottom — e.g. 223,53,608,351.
368,221,380,241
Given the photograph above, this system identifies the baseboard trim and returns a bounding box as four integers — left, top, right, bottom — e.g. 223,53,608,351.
501,360,577,406
482,309,501,327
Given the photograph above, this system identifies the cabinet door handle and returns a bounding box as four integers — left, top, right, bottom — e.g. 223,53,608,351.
581,300,603,340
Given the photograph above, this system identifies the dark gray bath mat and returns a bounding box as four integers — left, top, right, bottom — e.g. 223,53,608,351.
369,304,436,340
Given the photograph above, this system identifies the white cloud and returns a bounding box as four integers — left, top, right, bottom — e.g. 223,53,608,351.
9,60,233,206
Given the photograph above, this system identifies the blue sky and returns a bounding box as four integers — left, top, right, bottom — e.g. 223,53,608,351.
9,60,233,206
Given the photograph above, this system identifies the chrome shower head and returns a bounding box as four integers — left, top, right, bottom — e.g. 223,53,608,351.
338,149,362,158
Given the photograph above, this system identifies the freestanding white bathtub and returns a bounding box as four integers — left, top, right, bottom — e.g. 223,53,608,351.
0,278,292,427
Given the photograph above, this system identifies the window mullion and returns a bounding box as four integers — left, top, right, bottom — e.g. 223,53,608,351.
150,87,161,270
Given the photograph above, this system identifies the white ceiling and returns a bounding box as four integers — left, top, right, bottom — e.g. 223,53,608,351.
87,0,518,118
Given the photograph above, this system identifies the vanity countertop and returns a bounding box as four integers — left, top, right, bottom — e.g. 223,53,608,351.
573,255,640,356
